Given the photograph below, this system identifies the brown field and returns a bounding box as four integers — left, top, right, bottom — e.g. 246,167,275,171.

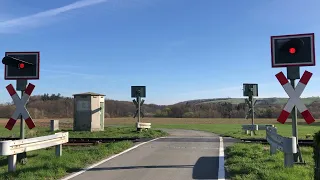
0,117,315,129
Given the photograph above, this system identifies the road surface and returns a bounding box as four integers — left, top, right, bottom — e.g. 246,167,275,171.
61,129,237,180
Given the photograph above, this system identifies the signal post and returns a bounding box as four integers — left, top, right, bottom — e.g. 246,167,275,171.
2,51,40,164
271,33,315,163
131,86,146,131
243,83,258,136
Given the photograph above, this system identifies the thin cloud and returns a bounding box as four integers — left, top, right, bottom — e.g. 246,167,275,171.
42,69,105,79
47,64,87,69
41,69,127,82
0,0,108,33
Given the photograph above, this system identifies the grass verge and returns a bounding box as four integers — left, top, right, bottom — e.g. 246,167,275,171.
153,124,319,139
225,143,313,180
0,126,167,179
0,126,168,138
0,141,133,180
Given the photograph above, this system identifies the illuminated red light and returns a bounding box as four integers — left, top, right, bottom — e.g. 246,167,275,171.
19,63,25,69
289,47,296,54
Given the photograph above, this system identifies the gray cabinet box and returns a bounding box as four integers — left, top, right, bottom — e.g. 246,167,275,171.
73,92,105,132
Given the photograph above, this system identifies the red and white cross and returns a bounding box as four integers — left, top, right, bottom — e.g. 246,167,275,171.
276,70,315,124
5,83,36,130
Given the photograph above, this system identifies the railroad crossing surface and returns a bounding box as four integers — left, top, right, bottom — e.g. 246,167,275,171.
61,129,237,180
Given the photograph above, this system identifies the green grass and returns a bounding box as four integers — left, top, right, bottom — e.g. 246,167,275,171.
67,127,167,138
0,141,133,180
0,125,168,138
225,143,313,180
153,123,320,139
0,126,168,179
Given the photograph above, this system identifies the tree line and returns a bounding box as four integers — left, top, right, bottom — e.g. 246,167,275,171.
0,94,320,119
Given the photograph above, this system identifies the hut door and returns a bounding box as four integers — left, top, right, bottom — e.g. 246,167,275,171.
100,102,104,130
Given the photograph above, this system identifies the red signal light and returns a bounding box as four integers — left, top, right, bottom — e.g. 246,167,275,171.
289,47,296,54
19,63,25,69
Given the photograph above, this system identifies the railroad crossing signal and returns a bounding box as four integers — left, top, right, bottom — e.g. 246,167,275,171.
271,33,315,67
2,52,40,80
242,83,258,137
270,33,316,164
5,83,36,130
276,71,315,124
133,99,145,118
131,86,146,132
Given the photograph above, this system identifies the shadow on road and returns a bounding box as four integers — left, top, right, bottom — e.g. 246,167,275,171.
193,156,229,179
85,156,229,179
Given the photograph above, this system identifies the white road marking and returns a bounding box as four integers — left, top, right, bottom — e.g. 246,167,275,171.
218,137,225,180
60,137,163,180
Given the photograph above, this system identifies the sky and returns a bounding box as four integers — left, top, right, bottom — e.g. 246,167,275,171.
0,0,320,105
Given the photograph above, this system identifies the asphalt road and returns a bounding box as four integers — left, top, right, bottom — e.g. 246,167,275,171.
62,129,237,180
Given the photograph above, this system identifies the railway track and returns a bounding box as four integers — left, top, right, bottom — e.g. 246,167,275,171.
240,138,313,146
0,137,314,146
0,137,154,146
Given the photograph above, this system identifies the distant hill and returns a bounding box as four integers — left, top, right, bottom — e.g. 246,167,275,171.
175,97,320,106
2,94,320,119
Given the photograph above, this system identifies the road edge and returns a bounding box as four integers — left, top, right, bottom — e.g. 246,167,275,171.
60,137,164,180
218,136,226,180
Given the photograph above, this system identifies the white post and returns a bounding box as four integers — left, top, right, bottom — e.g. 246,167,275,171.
8,154,17,172
50,120,59,132
55,144,62,156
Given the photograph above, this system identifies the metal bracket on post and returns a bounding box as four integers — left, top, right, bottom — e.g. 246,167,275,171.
8,155,17,172
16,80,28,91
284,136,297,167
55,144,62,156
